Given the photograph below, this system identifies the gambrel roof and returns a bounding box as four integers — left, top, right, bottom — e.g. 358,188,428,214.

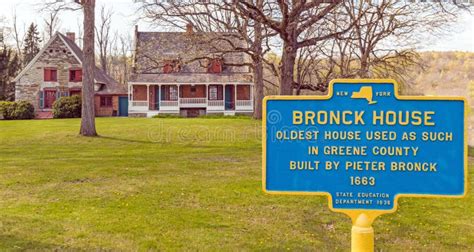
14,32,126,95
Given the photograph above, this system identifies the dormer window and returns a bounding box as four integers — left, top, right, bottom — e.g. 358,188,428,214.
162,59,181,74
163,61,174,74
208,58,223,73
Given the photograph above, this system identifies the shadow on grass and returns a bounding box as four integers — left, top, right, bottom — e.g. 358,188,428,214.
98,136,158,145
0,234,69,250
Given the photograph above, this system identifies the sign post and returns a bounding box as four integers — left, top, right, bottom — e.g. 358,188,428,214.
262,79,467,251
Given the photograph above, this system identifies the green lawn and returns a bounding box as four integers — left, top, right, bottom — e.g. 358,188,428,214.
0,118,472,250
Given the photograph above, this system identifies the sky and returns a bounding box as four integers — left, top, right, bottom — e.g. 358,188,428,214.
0,0,473,52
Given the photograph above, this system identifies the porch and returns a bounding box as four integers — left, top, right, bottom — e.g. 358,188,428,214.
128,83,253,116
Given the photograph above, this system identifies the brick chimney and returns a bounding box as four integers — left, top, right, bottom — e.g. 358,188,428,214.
66,32,76,43
186,23,194,34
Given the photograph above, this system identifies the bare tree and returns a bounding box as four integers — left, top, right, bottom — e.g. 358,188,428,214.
233,0,355,95
118,33,132,84
96,5,113,74
11,9,25,57
43,6,62,41
42,0,97,136
292,1,463,93
76,18,84,48
79,0,97,136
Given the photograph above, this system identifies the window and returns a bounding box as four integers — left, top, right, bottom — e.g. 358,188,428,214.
209,86,218,100
170,86,178,100
100,96,113,107
190,86,197,94
44,68,57,82
237,85,251,100
163,63,174,73
70,88,81,97
69,69,82,82
208,59,223,73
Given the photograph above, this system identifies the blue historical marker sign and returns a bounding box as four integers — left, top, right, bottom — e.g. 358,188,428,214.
263,79,467,211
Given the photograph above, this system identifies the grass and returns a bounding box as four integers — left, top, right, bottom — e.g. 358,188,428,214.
0,118,472,250
469,146,474,157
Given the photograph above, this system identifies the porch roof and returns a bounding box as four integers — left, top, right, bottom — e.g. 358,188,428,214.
129,73,253,84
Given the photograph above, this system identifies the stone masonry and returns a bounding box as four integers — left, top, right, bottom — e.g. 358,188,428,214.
15,35,82,110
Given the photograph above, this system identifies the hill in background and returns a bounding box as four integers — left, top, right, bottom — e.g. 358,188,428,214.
404,51,473,145
405,51,473,100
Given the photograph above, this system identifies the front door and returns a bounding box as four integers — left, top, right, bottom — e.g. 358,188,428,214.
225,85,234,110
119,96,129,116
44,90,56,109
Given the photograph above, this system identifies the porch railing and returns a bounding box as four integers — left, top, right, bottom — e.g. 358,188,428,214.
236,100,252,107
180,98,207,105
160,100,179,107
131,101,148,107
130,98,252,110
208,100,224,107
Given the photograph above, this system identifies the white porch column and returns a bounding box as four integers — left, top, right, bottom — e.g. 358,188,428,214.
205,84,208,106
250,84,253,107
128,84,132,109
158,85,161,110
234,84,237,110
223,84,226,110
177,84,181,107
146,84,150,109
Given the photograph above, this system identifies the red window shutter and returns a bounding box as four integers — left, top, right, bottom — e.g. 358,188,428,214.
51,70,57,81
77,70,82,81
217,85,223,100
44,69,51,81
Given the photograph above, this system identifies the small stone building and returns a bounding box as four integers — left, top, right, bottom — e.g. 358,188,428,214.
14,32,127,118
128,25,254,117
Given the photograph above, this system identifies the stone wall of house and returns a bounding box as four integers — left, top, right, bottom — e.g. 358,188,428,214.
15,36,82,110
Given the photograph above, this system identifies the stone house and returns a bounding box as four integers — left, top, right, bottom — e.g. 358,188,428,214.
13,32,127,118
128,25,254,117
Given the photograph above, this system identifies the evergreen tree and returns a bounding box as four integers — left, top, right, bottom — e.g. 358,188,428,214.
0,32,21,101
22,23,41,65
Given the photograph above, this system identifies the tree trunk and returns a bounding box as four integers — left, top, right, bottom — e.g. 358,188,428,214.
280,40,297,95
295,74,302,95
252,0,264,120
359,53,369,78
100,54,107,75
80,0,97,137
253,56,264,119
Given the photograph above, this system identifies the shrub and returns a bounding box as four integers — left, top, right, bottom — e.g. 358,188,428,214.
198,114,252,119
12,101,35,119
0,101,35,120
0,101,14,119
151,114,182,118
53,95,82,118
